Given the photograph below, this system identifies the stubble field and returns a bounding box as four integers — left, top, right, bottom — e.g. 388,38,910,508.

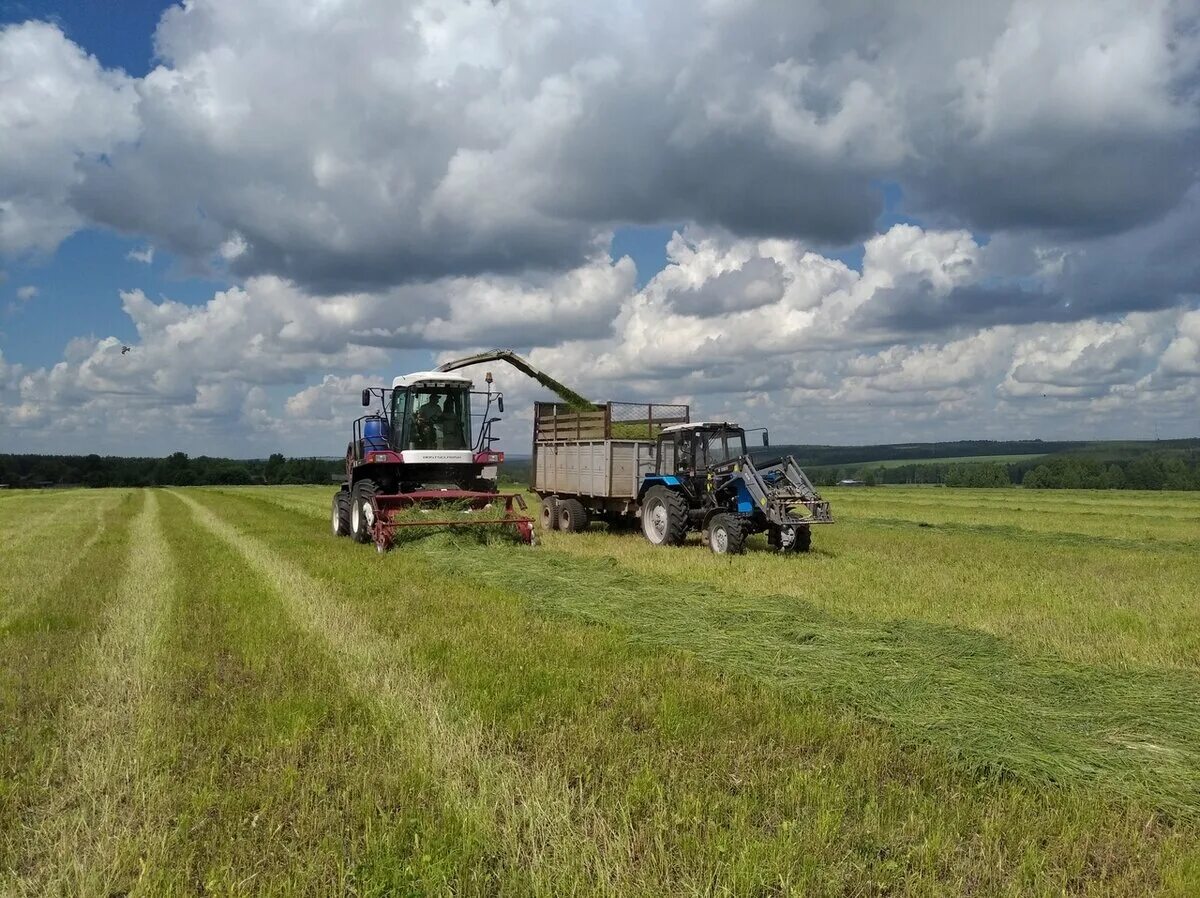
1,485,1198,896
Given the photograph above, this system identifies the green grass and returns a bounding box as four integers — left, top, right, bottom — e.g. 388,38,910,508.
2,484,1199,894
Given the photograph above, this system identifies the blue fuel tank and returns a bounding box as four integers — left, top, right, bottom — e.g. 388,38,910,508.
362,416,390,452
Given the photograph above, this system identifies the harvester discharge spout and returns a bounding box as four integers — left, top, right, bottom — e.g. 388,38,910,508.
435,349,595,411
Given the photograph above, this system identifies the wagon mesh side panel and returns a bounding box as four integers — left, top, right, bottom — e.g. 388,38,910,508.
535,401,689,442
608,402,690,440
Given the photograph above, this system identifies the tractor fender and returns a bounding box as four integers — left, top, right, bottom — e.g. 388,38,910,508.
637,474,682,503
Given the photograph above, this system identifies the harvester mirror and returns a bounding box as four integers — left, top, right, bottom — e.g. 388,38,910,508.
497,395,504,412
762,431,770,447
361,389,371,407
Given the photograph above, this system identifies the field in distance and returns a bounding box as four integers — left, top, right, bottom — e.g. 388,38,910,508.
2,485,1199,895
807,452,1047,471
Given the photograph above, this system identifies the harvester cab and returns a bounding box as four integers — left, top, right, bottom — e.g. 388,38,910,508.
638,422,832,555
332,370,533,551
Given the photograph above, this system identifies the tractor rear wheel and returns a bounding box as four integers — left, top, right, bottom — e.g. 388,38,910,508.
641,487,688,546
351,479,377,543
557,498,589,533
540,496,559,530
707,513,746,555
331,490,351,537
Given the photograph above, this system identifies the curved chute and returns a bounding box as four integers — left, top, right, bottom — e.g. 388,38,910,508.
435,349,595,411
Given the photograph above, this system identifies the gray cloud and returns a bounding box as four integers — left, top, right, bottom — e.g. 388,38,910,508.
7,0,1194,293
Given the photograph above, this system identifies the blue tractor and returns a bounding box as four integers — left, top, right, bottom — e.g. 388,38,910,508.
637,422,832,554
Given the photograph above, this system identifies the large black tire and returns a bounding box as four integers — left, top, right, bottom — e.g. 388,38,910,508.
557,498,589,533
331,490,351,537
640,487,689,546
707,513,746,555
770,523,812,554
350,479,377,544
540,496,559,531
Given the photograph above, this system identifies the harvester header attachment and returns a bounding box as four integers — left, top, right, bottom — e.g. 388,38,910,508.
367,489,534,553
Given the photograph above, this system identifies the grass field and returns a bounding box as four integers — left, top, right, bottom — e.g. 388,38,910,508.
2,485,1199,895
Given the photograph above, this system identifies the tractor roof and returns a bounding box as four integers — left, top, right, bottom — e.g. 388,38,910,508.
392,371,474,389
659,421,741,434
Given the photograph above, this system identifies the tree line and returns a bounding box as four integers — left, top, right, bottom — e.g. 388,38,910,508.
0,453,341,489
810,450,1200,491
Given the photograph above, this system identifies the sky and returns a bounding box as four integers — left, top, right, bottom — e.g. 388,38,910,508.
1,0,1199,458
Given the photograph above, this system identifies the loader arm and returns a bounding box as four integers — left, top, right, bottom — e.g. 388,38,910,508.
434,349,595,411
736,454,833,525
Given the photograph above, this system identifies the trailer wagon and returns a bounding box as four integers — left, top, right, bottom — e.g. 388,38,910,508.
531,401,689,531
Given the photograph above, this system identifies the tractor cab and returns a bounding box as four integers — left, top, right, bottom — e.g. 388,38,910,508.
653,422,767,489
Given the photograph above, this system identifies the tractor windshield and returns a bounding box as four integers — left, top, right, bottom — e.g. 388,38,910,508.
393,386,473,451
703,428,747,466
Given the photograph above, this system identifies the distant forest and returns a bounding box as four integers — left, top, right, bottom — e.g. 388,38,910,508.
0,452,340,489
504,439,1200,491
3,439,1199,491
792,440,1200,491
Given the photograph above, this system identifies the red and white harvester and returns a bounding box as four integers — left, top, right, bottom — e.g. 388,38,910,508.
331,360,535,551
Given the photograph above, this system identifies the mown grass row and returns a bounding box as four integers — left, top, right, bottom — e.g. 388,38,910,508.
1,490,140,887
189,487,1200,895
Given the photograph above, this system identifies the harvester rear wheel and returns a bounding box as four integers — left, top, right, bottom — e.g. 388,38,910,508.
351,479,378,543
641,487,688,546
795,525,812,553
557,499,588,533
540,496,559,530
331,490,351,537
707,513,746,555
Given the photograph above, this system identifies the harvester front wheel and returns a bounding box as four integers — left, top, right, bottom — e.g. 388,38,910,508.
331,490,351,537
557,499,589,533
707,513,746,555
540,496,559,530
641,487,688,547
351,479,378,543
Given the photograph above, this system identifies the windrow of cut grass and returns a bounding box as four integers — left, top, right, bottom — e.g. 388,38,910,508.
10,491,173,896
549,497,1200,670
0,489,140,883
425,538,1200,817
176,489,642,895
193,486,1200,895
124,490,514,895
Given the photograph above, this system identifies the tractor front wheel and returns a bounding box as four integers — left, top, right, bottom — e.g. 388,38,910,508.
640,487,688,546
707,513,746,555
331,490,351,537
351,479,378,543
